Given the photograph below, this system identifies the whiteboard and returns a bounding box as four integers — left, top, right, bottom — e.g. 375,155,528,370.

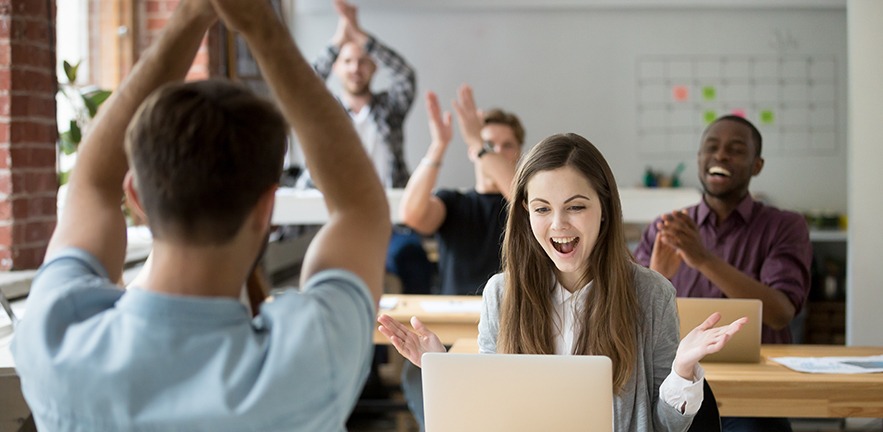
287,2,847,214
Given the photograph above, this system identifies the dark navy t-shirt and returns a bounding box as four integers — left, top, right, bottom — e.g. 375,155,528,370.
435,189,508,296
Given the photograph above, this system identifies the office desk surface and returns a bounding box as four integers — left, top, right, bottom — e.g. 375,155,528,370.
705,345,883,418
374,294,481,345
449,340,883,418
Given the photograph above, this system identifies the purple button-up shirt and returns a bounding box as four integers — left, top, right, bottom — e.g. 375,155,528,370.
634,194,812,344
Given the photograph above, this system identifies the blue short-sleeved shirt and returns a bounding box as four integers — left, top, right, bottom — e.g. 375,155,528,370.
11,248,376,432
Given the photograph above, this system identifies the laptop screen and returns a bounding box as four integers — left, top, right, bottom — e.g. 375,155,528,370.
676,297,762,363
421,353,613,432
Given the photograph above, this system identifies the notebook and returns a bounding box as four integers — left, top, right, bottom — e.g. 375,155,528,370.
421,353,613,432
676,297,763,363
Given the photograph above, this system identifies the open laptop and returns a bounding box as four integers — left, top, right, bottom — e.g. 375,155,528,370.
421,353,613,432
676,297,763,363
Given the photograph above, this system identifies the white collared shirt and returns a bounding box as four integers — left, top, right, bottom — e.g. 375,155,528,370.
551,281,705,415
349,106,390,188
551,280,590,356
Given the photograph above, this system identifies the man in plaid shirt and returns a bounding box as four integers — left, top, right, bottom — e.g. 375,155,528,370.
298,0,416,189
296,0,431,298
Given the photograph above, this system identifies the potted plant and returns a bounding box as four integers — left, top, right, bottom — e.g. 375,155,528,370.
57,60,112,185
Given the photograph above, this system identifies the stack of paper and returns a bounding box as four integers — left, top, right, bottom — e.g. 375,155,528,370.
420,300,482,314
772,355,883,374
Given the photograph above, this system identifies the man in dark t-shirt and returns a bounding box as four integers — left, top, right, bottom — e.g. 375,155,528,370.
433,189,508,295
399,84,525,295
395,85,525,429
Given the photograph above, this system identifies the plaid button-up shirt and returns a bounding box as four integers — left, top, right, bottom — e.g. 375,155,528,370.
301,35,416,188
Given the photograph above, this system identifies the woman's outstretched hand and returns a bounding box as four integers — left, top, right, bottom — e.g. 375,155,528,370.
377,314,446,368
673,312,747,380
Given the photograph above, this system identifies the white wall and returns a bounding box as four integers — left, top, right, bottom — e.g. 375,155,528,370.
288,1,848,214
284,0,883,342
846,0,883,345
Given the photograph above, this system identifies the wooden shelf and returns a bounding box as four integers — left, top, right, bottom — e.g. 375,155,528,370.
810,229,847,242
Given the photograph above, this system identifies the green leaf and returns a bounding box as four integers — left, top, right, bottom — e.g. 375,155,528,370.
87,89,112,107
59,130,71,149
58,169,71,186
69,120,81,143
82,89,112,118
58,121,81,155
63,60,80,83
59,132,76,155
82,94,97,118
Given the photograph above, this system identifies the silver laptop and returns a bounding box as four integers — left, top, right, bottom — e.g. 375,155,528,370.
421,353,613,432
676,297,763,363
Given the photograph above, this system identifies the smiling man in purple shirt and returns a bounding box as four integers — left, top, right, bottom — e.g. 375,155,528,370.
634,115,812,432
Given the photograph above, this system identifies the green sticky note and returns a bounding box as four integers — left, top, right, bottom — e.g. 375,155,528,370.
703,110,717,124
702,86,716,101
760,110,775,125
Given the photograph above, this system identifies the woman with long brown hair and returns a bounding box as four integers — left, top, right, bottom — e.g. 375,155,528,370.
379,133,745,432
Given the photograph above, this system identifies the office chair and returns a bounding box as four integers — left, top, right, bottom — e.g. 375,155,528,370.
688,380,721,432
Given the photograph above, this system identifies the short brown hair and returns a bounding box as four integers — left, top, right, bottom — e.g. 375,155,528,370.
125,79,287,245
483,109,525,145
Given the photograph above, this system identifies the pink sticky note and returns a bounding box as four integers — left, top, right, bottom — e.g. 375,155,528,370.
731,108,746,118
672,85,689,102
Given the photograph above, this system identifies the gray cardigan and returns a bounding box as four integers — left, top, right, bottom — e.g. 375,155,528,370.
478,263,694,432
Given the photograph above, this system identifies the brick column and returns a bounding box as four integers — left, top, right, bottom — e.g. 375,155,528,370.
0,0,58,270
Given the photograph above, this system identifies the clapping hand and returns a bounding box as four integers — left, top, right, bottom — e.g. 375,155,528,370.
655,210,713,271
452,84,485,158
650,230,682,279
426,91,453,149
331,0,365,47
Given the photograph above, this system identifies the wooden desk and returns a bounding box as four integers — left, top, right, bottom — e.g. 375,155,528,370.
374,295,481,345
448,340,883,418
705,345,883,418
449,338,480,354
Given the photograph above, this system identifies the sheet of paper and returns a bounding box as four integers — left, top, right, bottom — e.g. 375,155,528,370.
772,355,883,374
0,330,14,369
0,298,23,369
379,297,399,311
420,300,482,314
0,298,24,329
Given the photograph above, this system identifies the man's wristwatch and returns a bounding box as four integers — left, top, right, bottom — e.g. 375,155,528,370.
477,140,495,159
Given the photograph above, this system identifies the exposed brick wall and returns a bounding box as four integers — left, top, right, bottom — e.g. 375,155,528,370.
139,0,210,80
0,1,217,270
0,0,58,270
